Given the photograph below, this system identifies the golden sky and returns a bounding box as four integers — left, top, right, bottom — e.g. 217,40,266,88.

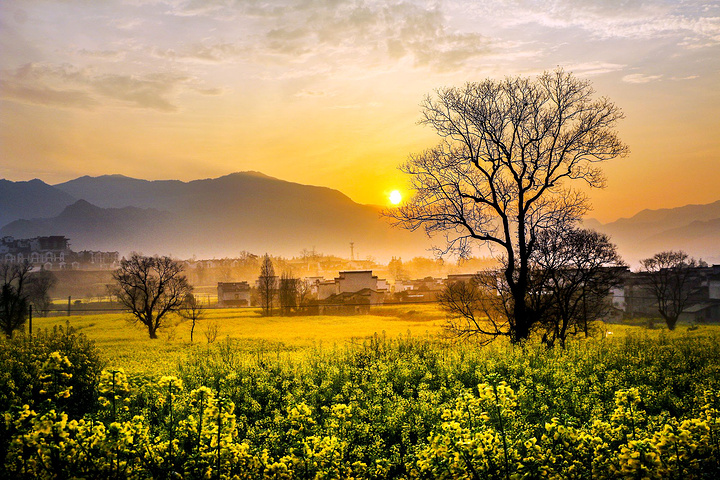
1,0,718,223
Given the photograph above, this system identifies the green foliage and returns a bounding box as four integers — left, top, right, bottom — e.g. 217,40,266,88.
2,332,720,478
0,325,104,416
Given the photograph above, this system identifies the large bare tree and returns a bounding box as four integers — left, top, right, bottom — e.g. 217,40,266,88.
110,254,191,339
390,69,628,343
640,251,698,330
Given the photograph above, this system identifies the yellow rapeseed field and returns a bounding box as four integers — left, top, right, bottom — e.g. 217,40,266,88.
30,304,447,373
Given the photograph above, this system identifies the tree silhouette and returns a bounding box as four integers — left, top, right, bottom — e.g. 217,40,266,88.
532,228,625,347
640,251,698,330
390,69,628,343
26,269,57,317
0,261,32,338
278,271,299,316
178,292,205,343
258,254,276,317
110,254,191,339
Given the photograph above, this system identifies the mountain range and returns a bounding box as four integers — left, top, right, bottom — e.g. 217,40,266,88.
0,172,718,265
0,173,433,260
581,200,720,265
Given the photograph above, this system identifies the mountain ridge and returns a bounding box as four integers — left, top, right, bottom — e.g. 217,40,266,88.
1,173,426,259
0,178,78,228
1,173,718,263
583,200,720,265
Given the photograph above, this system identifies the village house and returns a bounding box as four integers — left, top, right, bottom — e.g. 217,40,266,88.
446,273,478,284
217,281,252,307
306,270,388,309
319,288,385,315
314,280,337,300
336,270,380,293
392,276,446,303
612,265,720,323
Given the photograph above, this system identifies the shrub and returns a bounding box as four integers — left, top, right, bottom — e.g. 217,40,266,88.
0,325,104,417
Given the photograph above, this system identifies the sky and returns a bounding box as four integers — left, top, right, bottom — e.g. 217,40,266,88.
1,0,718,223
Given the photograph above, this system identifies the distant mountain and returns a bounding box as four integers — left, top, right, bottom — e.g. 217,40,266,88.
0,179,77,228
4,172,717,264
583,200,720,265
54,174,187,210
1,200,174,252
2,173,433,259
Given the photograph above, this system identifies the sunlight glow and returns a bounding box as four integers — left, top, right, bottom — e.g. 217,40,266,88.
389,190,402,205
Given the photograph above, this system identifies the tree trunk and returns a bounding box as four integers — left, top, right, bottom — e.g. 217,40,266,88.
512,297,531,343
662,312,678,331
148,325,158,339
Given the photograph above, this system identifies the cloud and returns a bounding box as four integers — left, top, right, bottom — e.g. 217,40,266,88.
563,62,627,76
622,73,663,84
294,90,332,98
0,83,98,109
153,43,246,63
0,63,205,111
249,1,494,74
92,72,184,111
477,0,720,46
78,49,127,61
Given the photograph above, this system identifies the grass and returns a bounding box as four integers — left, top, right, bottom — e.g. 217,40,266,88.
30,304,447,374
30,303,718,375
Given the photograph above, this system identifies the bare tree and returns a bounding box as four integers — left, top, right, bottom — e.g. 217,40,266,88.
110,254,192,339
438,277,508,345
640,251,698,330
179,292,205,343
258,254,276,317
388,257,408,282
0,261,33,338
532,228,625,347
389,69,628,343
278,271,299,316
26,269,58,317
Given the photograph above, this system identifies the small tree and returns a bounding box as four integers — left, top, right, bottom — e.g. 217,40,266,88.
258,254,276,317
438,277,508,345
388,257,408,282
26,269,58,317
110,254,192,339
640,251,698,330
0,261,32,338
439,228,624,347
278,271,299,316
178,293,205,343
532,228,625,347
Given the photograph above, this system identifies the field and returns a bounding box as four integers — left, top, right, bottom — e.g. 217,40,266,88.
30,304,447,373
2,307,719,479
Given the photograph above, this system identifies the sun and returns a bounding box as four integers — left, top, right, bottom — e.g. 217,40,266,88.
389,190,402,205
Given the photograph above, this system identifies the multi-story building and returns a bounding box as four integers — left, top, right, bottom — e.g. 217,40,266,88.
0,236,119,270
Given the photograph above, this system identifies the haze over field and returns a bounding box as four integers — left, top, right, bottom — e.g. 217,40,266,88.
1,0,719,224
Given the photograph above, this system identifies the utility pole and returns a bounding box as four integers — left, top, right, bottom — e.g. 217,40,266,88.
350,242,354,261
